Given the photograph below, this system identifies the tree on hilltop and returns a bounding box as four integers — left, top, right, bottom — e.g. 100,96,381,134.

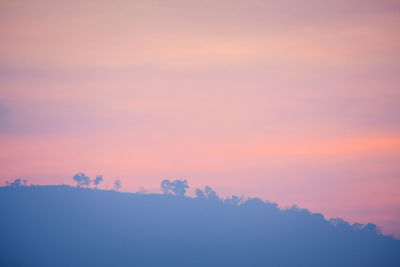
161,179,189,196
73,172,91,188
93,175,103,188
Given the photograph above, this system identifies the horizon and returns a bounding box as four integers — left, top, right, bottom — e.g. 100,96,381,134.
2,175,398,239
0,179,393,239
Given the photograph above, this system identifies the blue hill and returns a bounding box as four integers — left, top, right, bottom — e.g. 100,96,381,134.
0,185,399,266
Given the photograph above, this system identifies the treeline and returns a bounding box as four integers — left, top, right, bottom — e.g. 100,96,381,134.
1,181,399,266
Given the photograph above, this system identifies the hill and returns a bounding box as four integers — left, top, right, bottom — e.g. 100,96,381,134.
0,185,399,266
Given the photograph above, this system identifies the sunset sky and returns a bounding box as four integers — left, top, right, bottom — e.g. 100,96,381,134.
1,0,400,236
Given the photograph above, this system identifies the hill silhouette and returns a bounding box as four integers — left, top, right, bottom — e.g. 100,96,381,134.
0,184,399,266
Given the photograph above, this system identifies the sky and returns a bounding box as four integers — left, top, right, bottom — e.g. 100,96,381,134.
0,0,400,236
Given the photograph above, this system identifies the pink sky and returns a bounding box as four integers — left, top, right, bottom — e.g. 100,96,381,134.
1,0,400,236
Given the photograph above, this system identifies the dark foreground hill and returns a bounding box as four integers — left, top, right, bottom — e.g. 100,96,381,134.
0,185,399,266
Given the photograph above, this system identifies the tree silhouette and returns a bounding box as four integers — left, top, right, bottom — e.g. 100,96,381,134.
73,172,91,188
161,179,189,196
161,180,173,194
93,175,103,188
5,178,25,187
225,195,244,205
195,186,220,202
114,179,121,191
195,188,206,199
